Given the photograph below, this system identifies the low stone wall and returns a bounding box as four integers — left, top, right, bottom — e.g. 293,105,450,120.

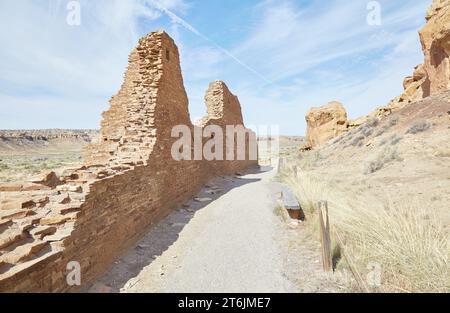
0,31,257,292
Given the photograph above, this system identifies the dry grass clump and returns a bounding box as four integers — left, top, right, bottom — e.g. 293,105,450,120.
380,134,403,147
375,116,400,137
406,120,431,134
364,147,402,174
279,168,450,292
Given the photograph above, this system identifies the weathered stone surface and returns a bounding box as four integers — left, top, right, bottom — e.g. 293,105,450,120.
305,101,348,147
198,81,244,126
29,172,63,189
0,241,48,264
29,226,57,240
21,183,52,192
0,209,34,221
39,215,71,226
0,228,25,250
0,184,23,192
55,184,83,193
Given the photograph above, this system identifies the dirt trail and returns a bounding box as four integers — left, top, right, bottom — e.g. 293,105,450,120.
89,166,348,293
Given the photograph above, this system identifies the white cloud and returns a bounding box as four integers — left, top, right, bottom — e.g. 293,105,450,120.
0,0,433,135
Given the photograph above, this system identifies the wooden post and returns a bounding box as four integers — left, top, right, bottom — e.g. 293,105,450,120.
318,201,333,272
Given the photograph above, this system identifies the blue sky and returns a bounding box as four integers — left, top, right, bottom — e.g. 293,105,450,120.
0,0,431,135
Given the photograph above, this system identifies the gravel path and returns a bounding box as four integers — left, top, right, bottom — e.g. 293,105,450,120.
88,165,349,293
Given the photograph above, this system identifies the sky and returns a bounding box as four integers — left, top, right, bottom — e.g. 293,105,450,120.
0,0,431,135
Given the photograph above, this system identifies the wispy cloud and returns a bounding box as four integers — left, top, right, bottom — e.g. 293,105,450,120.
0,0,432,135
146,0,272,83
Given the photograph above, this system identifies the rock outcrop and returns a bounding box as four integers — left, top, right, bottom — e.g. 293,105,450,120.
374,0,450,118
0,31,257,292
304,0,450,146
305,101,348,147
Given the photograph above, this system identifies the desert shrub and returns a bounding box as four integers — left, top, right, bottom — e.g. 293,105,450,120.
379,134,403,147
361,127,373,137
375,117,400,137
367,118,379,128
388,116,399,127
375,126,388,137
364,147,401,174
351,135,365,147
390,134,403,145
0,163,9,170
332,134,346,145
407,120,431,134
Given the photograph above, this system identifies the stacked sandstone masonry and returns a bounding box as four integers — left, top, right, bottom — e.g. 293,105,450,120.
0,31,257,292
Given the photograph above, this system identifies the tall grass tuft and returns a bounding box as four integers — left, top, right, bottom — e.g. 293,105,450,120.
279,167,449,293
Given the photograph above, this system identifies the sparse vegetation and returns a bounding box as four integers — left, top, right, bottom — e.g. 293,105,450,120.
407,120,431,134
375,116,400,137
390,134,403,145
293,150,321,169
380,134,403,147
388,116,399,127
367,118,379,128
364,147,402,174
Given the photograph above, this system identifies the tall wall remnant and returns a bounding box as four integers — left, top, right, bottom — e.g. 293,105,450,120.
0,31,257,292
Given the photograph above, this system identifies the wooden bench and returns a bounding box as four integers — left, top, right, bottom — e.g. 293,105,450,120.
281,186,305,221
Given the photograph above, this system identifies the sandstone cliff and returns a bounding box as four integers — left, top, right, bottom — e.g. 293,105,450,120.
373,0,450,118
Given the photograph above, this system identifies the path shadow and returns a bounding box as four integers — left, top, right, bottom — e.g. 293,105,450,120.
85,165,270,293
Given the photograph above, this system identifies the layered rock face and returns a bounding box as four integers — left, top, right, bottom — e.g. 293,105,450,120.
377,0,450,117
0,31,257,292
421,0,450,95
304,0,450,146
305,102,348,147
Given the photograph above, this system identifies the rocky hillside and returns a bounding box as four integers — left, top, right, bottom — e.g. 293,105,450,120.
280,90,450,292
304,0,450,148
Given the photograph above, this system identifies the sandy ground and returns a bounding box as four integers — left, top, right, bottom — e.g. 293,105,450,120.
87,165,349,293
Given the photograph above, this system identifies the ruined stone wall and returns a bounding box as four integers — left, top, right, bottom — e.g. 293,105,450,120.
0,31,257,292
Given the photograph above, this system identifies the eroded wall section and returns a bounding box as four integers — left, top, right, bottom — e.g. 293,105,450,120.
0,31,257,292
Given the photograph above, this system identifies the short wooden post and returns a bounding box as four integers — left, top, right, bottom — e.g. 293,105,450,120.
318,201,333,272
